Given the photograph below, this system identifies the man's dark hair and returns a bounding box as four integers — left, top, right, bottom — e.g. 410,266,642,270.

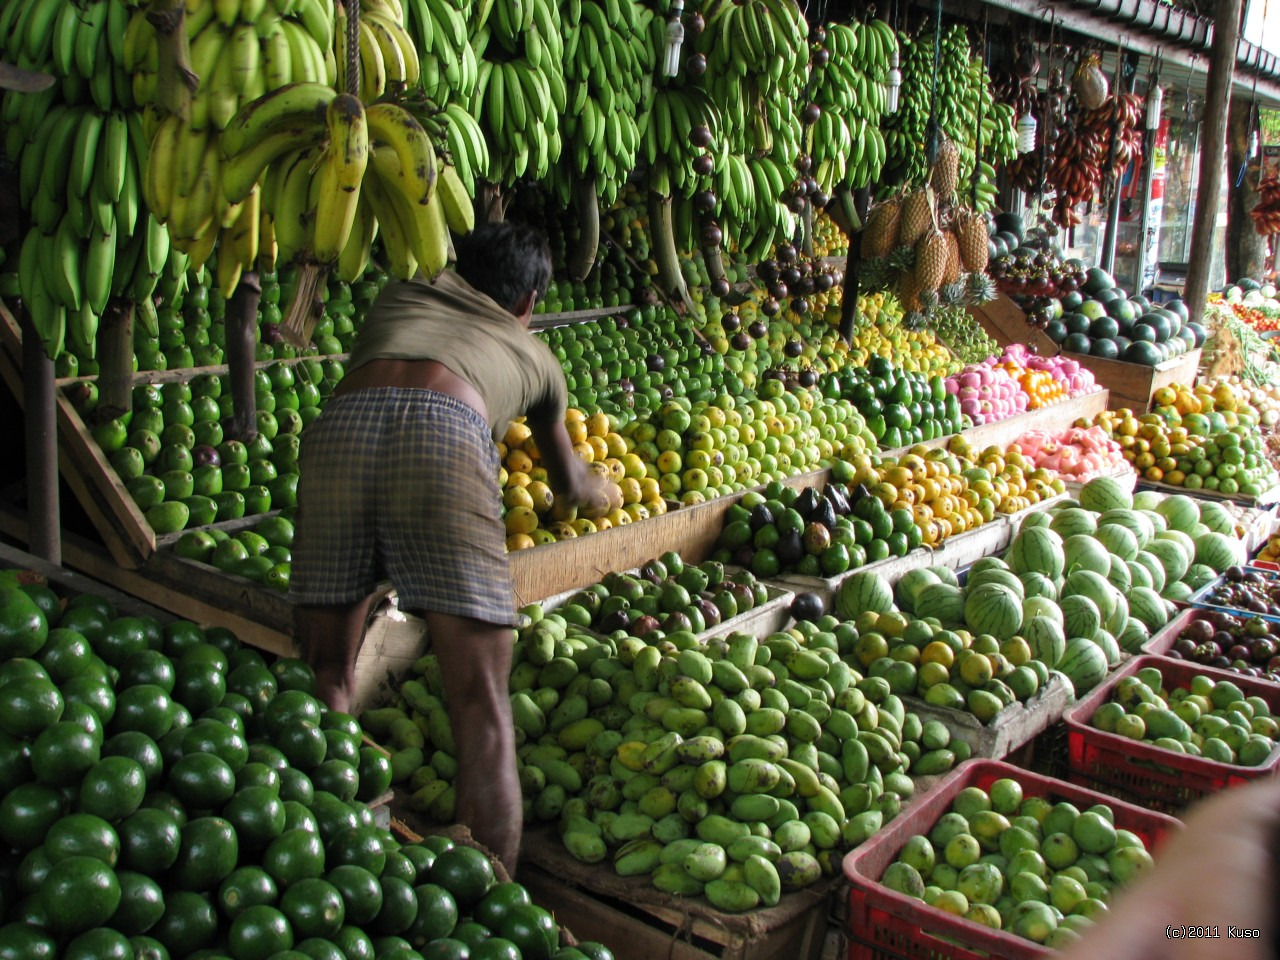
455,222,553,313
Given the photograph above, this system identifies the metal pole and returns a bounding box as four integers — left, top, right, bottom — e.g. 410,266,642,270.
1184,0,1243,325
1100,52,1140,276
21,309,60,564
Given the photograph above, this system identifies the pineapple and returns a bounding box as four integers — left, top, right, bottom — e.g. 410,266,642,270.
914,228,948,292
898,186,936,248
860,199,902,259
931,139,960,201
957,211,991,273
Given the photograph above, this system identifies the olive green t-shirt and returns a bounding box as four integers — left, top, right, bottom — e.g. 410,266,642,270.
347,270,567,437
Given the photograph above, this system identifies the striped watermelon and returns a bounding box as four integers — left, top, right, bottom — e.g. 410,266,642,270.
1019,572,1058,601
1105,591,1129,638
1128,587,1170,632
963,583,1023,640
1146,540,1190,586
895,568,941,614
1157,529,1196,560
1117,619,1150,653
1184,564,1217,592
1079,476,1133,513
1138,510,1168,535
970,557,1010,577
967,568,1026,601
1056,637,1109,695
1132,552,1167,593
916,582,965,626
1195,532,1243,572
836,571,895,620
927,565,960,588
1063,535,1112,576
1198,501,1234,535
1132,490,1163,512
1018,511,1053,534
1125,559,1154,591
1093,629,1122,668
1024,615,1066,666
1163,581,1194,603
1007,527,1065,580
1100,510,1154,548
1064,570,1117,622
1105,556,1132,594
1155,494,1200,533
1061,594,1101,640
1094,524,1139,562
1023,595,1063,626
1050,508,1098,539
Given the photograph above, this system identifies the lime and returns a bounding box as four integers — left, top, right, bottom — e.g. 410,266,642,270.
406,883,458,945
45,812,119,866
36,629,92,683
31,721,100,787
0,921,57,960
172,662,226,715
472,881,531,932
118,808,182,874
227,904,293,960
276,720,327,771
41,856,120,935
61,927,133,960
264,690,323,740
0,588,48,659
110,684,175,740
326,826,387,875
80,755,147,820
371,876,419,936
264,828,325,888
430,844,497,910
0,783,65,849
326,865,383,925
496,903,558,960
356,748,393,802
170,817,239,892
294,939,346,960
113,870,167,935
280,877,345,939
182,721,249,771
167,752,236,809
95,618,151,668
331,926,375,960
148,889,218,956
309,759,359,801
270,659,317,694
0,675,63,738
217,866,280,920
126,935,169,960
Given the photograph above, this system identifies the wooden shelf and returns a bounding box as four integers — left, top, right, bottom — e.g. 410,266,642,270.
529,304,637,330
53,351,353,389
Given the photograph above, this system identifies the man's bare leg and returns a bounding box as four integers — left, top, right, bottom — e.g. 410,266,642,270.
296,597,377,713
424,610,520,875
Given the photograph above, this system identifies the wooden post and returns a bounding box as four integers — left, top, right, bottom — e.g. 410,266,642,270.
1184,0,1243,325
21,309,60,564
1226,96,1267,283
94,301,134,423
225,273,260,443
838,186,872,345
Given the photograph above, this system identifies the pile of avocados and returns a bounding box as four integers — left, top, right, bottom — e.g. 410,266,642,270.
1045,267,1206,366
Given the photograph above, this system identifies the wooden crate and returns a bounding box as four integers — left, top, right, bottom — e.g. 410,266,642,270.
514,826,833,960
968,294,1203,413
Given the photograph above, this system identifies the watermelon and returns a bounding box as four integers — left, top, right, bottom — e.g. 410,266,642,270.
1099,510,1154,548
1106,592,1129,638
1105,556,1132,594
1061,594,1101,640
1018,511,1053,534
1157,529,1195,557
1188,522,1211,540
1117,619,1150,654
1184,564,1217,592
927,566,960,588
1079,476,1133,513
1155,494,1200,533
1056,638,1109,695
1050,508,1098,540
1125,559,1154,591
967,568,1026,601
1194,532,1243,572
1024,615,1066,666
1007,527,1065,580
1163,581,1194,603
1128,587,1170,632
1138,510,1167,535
895,568,940,614
1145,540,1189,586
916,582,965,626
1093,629,1122,668
1198,501,1235,536
1132,490,1163,511
963,583,1023,641
1020,593,1058,621
1094,524,1139,562
1019,572,1058,601
970,557,1010,577
836,571,895,620
1062,535,1112,576
1063,569,1117,618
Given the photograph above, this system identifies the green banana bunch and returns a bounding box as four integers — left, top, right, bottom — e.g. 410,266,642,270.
882,26,970,187
0,0,131,110
437,101,490,197
809,20,896,193
400,0,481,106
469,0,567,184
639,86,724,200
552,0,655,209
694,0,809,116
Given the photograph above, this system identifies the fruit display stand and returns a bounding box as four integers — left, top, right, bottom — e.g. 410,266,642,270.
968,295,1202,413
900,674,1072,764
841,759,1182,960
1064,656,1280,813
1186,566,1280,623
1140,609,1198,658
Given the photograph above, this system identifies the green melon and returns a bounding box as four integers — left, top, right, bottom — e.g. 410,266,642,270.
1155,495,1200,534
1007,527,1065,580
1060,595,1101,641
836,571,895,620
1128,587,1170,632
1079,476,1133,513
1050,509,1097,540
916,583,965,627
963,583,1023,641
1062,536,1112,577
1024,616,1066,667
1194,532,1242,572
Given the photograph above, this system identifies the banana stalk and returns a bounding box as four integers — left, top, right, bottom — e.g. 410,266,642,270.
567,177,599,282
224,272,261,443
648,190,693,314
146,0,197,122
93,301,135,423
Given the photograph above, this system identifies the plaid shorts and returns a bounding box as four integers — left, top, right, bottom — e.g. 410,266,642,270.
288,387,517,626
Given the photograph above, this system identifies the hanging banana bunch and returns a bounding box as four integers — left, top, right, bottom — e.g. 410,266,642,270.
399,0,480,106
468,0,567,184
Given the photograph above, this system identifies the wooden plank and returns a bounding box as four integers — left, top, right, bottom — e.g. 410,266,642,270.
0,302,155,565
145,550,295,638
0,503,294,653
0,540,173,622
54,351,352,389
529,304,638,330
154,510,283,549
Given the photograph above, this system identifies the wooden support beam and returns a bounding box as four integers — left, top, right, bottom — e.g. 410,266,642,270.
1184,0,1243,324
21,309,59,564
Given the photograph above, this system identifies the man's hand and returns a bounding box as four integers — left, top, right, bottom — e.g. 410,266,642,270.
570,468,613,520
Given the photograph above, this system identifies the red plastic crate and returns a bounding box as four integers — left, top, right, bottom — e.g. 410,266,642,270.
842,759,1182,960
1140,608,1198,657
1064,655,1280,814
